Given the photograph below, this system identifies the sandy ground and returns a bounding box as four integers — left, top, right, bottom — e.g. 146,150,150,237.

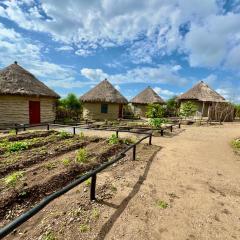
103,124,240,240
3,124,240,240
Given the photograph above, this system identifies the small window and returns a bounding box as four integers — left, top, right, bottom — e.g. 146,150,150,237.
101,103,108,114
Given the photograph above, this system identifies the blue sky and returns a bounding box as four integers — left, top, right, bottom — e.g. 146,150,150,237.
0,0,240,102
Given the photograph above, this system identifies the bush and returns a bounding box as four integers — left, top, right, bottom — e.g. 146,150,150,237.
146,104,166,118
180,101,197,118
148,118,168,128
59,131,70,138
165,96,179,117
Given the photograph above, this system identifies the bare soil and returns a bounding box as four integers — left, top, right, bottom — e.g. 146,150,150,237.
2,124,240,240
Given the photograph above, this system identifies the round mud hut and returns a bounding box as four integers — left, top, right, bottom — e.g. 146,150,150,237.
177,81,225,117
0,62,60,128
130,86,165,117
80,79,128,120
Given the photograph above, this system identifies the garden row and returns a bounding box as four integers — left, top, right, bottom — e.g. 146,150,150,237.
0,130,134,227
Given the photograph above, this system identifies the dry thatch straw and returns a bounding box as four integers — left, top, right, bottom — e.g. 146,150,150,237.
0,62,60,98
177,81,225,102
130,86,165,104
80,79,128,103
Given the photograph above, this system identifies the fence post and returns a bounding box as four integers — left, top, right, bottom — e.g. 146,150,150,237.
47,124,50,131
133,145,136,160
23,124,26,131
90,174,97,201
15,128,18,135
178,123,181,128
116,130,119,138
161,129,164,136
170,125,173,132
149,134,152,145
73,127,76,135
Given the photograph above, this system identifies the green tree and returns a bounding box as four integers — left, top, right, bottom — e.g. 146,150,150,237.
146,104,166,118
57,93,82,122
234,104,240,118
180,101,197,118
165,96,178,117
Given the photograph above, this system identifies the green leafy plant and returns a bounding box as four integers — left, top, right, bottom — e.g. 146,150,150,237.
8,129,16,135
85,178,91,187
61,158,71,166
231,139,240,149
123,137,136,145
59,131,70,138
180,101,197,118
4,171,24,187
146,104,166,118
8,141,28,153
156,200,168,209
44,162,57,170
75,148,88,163
79,224,90,233
148,118,168,128
107,134,119,145
165,96,179,117
79,132,84,139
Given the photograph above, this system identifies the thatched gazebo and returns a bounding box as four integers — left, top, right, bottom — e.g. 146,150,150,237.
177,81,225,117
0,62,60,127
80,79,128,120
130,86,165,117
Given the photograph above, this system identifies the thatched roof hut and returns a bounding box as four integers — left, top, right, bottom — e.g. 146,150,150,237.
80,79,128,120
0,62,59,127
80,79,127,104
0,62,59,98
130,86,165,105
177,81,226,117
130,87,165,117
177,81,225,102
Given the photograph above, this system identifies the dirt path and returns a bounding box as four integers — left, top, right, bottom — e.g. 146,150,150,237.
103,124,240,240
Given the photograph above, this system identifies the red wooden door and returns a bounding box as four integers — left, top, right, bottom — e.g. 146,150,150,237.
29,101,40,124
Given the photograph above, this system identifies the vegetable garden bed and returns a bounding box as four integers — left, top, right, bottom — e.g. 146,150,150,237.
0,130,130,226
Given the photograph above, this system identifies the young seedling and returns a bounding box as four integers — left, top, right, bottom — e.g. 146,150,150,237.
85,178,91,187
75,148,88,163
44,162,57,170
59,131,70,139
8,141,28,153
42,231,56,240
79,132,84,139
79,224,90,233
92,208,100,219
61,158,71,166
4,171,24,187
107,134,119,145
156,200,168,209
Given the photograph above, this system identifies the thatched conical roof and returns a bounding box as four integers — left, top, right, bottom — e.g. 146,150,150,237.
80,79,128,104
177,81,225,102
0,62,60,98
130,86,165,104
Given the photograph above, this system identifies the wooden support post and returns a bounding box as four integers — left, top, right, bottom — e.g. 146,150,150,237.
116,130,119,138
47,124,50,131
23,125,26,131
161,129,164,136
90,174,97,201
133,145,136,160
73,127,76,135
178,123,181,128
149,134,152,145
170,125,173,132
15,128,18,135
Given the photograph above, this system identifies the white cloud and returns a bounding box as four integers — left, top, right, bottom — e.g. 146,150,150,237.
216,87,240,103
75,49,93,57
153,87,176,99
80,64,188,86
114,85,121,91
56,45,74,52
201,74,218,85
0,23,77,89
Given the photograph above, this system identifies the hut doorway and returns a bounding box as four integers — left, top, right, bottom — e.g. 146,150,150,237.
29,101,40,124
118,104,123,118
